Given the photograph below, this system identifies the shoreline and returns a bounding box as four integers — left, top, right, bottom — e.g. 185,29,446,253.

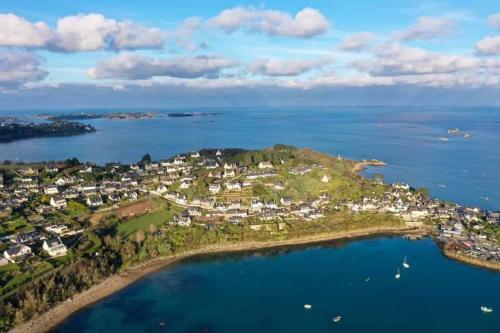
443,246,500,272
10,225,421,333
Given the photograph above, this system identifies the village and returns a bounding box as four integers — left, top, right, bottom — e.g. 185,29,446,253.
0,146,499,279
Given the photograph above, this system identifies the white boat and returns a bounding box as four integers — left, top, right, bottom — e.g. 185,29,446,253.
447,128,461,135
463,132,470,138
364,277,371,282
480,306,493,313
304,304,312,310
333,316,342,322
395,268,401,279
403,256,410,269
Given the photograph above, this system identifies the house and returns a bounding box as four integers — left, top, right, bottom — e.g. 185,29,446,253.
180,180,192,189
321,174,331,183
50,196,68,209
44,185,59,195
209,183,221,194
43,237,67,257
280,197,293,206
156,185,168,194
224,163,237,170
259,161,274,169
126,191,138,201
190,151,200,158
45,165,59,173
187,207,203,217
79,166,93,173
274,181,285,190
13,231,42,244
3,244,31,262
172,215,192,227
108,193,121,202
45,224,69,235
226,181,241,191
223,169,236,178
55,177,68,186
86,195,104,208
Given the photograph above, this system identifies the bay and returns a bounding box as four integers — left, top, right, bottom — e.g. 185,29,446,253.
53,237,500,333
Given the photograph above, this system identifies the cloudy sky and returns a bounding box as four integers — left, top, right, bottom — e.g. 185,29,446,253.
1,0,499,109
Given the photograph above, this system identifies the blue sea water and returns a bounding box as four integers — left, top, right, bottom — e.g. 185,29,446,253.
2,107,499,332
53,237,499,333
0,106,499,209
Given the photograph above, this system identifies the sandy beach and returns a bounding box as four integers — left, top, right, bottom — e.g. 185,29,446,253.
10,225,422,333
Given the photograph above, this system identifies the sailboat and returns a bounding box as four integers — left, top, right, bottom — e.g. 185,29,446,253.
480,306,493,313
395,268,401,279
332,316,342,322
403,256,410,269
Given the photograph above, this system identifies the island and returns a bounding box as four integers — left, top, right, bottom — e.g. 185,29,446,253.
0,121,96,143
32,111,222,121
0,145,498,333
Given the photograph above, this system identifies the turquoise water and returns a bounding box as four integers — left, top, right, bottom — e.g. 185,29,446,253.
1,107,499,209
53,237,499,333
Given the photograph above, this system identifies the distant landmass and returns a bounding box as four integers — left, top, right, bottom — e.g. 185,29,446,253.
0,121,96,143
34,111,222,121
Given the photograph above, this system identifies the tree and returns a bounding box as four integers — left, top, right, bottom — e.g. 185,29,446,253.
135,230,145,245
141,153,151,164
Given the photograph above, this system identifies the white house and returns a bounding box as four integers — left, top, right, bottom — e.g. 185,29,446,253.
44,185,59,195
45,224,69,235
3,244,31,262
226,181,241,191
259,161,274,169
43,237,67,257
209,183,221,194
321,174,331,183
50,196,68,209
86,195,104,208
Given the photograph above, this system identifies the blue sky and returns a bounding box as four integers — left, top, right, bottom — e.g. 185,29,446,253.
0,0,499,108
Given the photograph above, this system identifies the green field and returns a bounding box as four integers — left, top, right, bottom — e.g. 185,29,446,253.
117,209,173,237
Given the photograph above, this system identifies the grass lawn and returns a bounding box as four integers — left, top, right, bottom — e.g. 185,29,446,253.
117,209,173,237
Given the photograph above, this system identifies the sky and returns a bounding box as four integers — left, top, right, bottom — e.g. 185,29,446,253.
0,0,499,109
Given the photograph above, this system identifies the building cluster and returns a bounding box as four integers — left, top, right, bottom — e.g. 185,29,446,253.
0,149,498,267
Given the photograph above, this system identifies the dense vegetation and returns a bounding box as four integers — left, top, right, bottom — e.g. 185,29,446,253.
0,121,95,143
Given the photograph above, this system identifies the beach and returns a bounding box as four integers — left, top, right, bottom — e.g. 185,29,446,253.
10,225,423,333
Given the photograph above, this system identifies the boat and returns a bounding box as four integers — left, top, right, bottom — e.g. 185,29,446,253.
364,277,371,282
447,128,461,135
480,306,493,313
157,321,167,328
332,316,342,322
463,132,470,138
403,256,410,269
304,304,312,310
395,268,401,279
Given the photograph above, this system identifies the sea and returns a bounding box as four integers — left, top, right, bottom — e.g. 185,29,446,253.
53,237,500,333
1,106,499,332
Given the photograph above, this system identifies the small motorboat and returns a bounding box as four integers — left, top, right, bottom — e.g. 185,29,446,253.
332,316,342,322
157,321,167,328
304,304,312,310
364,277,371,282
395,268,401,279
403,256,410,269
480,306,493,313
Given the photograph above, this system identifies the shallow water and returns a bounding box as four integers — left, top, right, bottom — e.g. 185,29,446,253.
1,106,499,209
53,237,499,333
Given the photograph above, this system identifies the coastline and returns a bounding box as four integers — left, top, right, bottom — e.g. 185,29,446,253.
9,225,421,333
443,246,500,272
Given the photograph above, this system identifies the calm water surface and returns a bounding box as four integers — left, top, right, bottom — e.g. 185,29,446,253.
53,237,499,333
1,107,499,209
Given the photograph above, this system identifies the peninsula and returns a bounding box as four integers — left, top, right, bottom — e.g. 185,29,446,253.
0,121,96,143
0,145,498,332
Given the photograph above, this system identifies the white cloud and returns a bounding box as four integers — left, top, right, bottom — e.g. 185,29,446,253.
89,53,236,79
53,14,166,51
353,43,481,76
488,13,500,29
0,51,48,88
394,16,455,41
475,36,500,55
208,7,330,38
248,57,332,76
0,13,166,52
168,17,204,51
339,32,376,52
0,13,53,47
